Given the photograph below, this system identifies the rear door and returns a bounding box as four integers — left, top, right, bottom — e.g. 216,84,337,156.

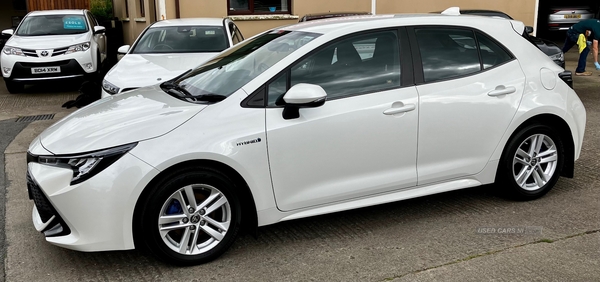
410,26,526,185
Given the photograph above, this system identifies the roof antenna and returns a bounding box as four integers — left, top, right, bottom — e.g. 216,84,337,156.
441,7,461,15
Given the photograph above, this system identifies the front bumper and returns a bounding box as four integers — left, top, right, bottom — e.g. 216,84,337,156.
1,48,96,81
28,152,158,251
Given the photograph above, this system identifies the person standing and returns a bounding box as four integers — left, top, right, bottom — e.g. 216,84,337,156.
562,19,600,76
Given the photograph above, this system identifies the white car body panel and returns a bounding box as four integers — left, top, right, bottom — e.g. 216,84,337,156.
415,60,526,185
266,87,419,211
40,86,205,154
101,53,215,94
27,14,586,252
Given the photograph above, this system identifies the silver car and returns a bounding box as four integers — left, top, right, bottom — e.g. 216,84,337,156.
548,6,595,31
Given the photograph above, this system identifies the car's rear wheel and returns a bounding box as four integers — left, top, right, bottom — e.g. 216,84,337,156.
5,80,23,94
498,124,564,200
138,167,241,265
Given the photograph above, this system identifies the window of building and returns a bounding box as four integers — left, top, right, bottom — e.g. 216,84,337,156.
139,0,145,17
267,30,401,105
124,0,129,18
228,0,291,15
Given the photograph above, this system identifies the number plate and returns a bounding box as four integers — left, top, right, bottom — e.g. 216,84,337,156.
31,67,61,74
564,14,581,19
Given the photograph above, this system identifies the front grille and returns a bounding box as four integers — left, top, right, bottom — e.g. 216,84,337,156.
52,47,68,56
26,170,72,237
22,48,38,57
19,60,71,67
27,171,56,222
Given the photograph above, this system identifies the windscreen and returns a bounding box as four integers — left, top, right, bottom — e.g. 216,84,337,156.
16,15,88,36
132,26,229,53
173,30,320,98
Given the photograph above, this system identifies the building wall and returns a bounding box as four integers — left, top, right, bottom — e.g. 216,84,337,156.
120,0,538,44
377,0,537,27
0,0,27,29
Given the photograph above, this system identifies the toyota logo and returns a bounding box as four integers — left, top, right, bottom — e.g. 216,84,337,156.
41,51,48,57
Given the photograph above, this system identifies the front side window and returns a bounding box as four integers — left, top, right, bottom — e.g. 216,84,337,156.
268,30,400,103
229,0,291,15
16,14,89,36
132,26,229,53
171,30,320,100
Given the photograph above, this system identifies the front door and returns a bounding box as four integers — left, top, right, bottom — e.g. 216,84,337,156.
265,29,419,211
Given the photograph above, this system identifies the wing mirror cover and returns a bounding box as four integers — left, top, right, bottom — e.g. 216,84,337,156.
282,83,327,119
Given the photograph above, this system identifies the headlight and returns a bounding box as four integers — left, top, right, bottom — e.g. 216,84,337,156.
102,79,120,95
2,46,24,56
549,52,564,62
35,143,137,185
64,42,91,54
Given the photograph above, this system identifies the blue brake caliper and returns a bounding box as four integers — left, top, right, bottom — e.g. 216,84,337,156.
166,199,183,215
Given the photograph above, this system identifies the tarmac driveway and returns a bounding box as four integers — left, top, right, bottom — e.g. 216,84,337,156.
0,51,598,281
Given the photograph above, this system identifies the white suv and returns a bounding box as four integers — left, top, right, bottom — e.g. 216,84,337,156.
1,9,107,93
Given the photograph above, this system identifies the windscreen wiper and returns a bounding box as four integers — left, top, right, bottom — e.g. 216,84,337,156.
161,81,193,98
160,82,226,103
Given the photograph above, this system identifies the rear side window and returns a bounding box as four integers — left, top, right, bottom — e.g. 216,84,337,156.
415,28,480,82
415,28,513,82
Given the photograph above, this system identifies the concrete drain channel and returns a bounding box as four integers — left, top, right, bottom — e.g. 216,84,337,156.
15,114,55,123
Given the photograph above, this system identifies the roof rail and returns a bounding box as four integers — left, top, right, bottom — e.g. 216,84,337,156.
441,7,461,16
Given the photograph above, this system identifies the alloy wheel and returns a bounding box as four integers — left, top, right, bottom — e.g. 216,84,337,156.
158,184,231,255
512,134,558,191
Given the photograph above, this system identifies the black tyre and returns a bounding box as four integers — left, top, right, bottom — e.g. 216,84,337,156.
5,80,23,94
137,167,242,265
497,123,564,200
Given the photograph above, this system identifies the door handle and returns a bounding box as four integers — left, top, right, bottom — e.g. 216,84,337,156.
383,103,416,115
488,86,516,97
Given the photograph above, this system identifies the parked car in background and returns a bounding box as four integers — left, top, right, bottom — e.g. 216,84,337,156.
27,11,585,265
548,6,595,31
299,12,370,22
1,10,107,94
101,18,243,98
449,9,565,68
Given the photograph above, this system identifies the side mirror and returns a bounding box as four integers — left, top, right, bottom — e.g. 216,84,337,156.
282,83,326,120
117,45,130,54
117,45,130,61
525,26,534,34
93,26,106,34
1,29,14,36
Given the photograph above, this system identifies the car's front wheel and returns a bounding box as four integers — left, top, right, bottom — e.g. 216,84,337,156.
138,167,242,265
498,124,564,200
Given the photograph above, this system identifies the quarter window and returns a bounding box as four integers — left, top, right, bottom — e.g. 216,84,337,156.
268,30,400,104
476,32,512,69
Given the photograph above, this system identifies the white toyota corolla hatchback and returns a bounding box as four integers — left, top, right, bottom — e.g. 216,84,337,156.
26,12,586,265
